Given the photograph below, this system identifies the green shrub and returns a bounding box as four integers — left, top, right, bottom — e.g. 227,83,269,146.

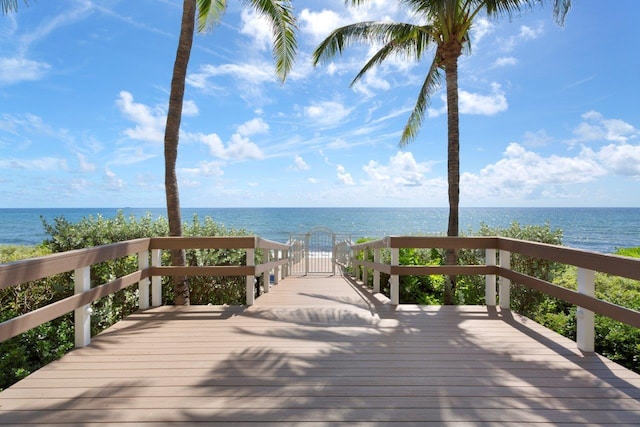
0,211,254,390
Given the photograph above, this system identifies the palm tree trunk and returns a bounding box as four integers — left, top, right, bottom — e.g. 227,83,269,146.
163,0,195,305
443,44,461,305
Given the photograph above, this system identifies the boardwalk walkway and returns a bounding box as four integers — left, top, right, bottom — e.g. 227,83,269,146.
1,274,639,425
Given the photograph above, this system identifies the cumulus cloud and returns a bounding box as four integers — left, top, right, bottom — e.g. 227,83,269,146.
429,83,507,117
196,117,267,161
363,151,432,187
500,22,545,52
337,164,355,185
299,8,348,43
181,161,225,178
304,100,352,127
237,117,269,137
493,57,517,68
239,8,272,51
116,91,165,143
104,167,125,190
571,111,638,144
0,57,50,85
293,155,310,171
462,143,607,200
590,144,640,176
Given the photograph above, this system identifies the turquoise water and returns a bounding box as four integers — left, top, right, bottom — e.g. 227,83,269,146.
0,207,638,254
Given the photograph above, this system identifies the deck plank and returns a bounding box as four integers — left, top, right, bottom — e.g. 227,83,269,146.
1,274,639,425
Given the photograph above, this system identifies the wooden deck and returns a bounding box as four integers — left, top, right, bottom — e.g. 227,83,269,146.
1,274,639,426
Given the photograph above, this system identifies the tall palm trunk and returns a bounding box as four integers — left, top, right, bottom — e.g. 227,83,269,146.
442,41,462,305
164,0,195,305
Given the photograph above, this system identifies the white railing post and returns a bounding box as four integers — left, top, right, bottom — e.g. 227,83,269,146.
373,248,381,293
74,266,91,348
577,267,595,352
274,249,280,285
353,248,360,281
263,249,271,294
246,248,255,305
151,249,162,307
390,247,399,305
362,248,368,287
304,233,310,275
485,248,497,306
283,248,289,278
332,234,337,275
499,250,511,309
138,250,150,310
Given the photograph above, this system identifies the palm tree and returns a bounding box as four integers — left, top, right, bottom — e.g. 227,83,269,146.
313,0,569,304
1,0,25,14
165,0,297,305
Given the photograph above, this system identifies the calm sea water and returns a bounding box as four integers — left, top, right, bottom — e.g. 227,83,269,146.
0,207,638,254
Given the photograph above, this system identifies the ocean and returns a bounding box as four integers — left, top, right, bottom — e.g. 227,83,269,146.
0,207,638,254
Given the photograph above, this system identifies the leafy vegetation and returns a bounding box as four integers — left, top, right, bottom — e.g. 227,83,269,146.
0,211,251,390
1,216,638,391
353,223,639,374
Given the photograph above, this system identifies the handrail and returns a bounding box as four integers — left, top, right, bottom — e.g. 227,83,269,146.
0,236,292,345
349,235,640,351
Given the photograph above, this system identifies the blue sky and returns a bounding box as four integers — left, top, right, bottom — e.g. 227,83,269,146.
1,0,639,208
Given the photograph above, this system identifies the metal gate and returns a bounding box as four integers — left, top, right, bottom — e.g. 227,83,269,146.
289,228,349,275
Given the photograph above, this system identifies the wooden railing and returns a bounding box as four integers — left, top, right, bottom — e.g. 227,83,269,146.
0,236,290,347
349,236,640,352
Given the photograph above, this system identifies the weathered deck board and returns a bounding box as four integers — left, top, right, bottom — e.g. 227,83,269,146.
1,274,639,426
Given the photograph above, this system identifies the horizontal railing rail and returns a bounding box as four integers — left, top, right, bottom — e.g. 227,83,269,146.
0,236,291,346
349,236,640,352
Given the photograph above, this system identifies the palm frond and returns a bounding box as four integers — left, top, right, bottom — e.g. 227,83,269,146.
195,0,227,33
350,24,434,87
245,0,298,82
2,0,22,14
400,56,442,146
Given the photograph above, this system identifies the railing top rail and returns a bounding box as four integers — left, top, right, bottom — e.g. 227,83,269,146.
349,236,640,281
149,236,291,251
0,238,151,290
255,236,290,250
149,236,257,250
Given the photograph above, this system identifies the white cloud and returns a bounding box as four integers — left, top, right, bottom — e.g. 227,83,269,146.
522,130,552,148
187,63,275,89
110,146,157,165
116,91,165,143
500,22,545,52
592,144,640,176
0,157,68,171
239,8,272,51
459,83,508,115
493,57,517,68
299,8,348,43
104,167,125,190
337,164,354,185
197,132,264,161
572,111,638,144
226,134,264,160
182,100,199,116
462,143,607,200
0,57,50,85
76,153,96,172
293,155,310,171
181,161,225,178
237,117,269,137
304,100,352,127
471,17,493,43
363,151,431,187
429,83,507,117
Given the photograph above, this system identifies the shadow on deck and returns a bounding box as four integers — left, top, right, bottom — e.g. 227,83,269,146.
1,274,639,425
